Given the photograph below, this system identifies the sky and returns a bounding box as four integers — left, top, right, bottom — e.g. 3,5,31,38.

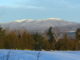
0,0,80,23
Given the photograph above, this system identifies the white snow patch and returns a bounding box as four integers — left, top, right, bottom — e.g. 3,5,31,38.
0,50,80,60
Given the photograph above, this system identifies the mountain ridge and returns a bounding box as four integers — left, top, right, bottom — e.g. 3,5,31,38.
1,18,80,33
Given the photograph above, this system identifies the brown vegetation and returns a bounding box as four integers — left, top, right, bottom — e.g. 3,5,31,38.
0,27,80,50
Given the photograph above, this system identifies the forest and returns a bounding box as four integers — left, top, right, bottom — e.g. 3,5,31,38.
0,26,80,51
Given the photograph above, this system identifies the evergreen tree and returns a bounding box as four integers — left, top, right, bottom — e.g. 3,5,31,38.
32,33,44,50
0,26,6,48
47,27,54,43
47,27,56,50
75,28,80,50
76,28,80,40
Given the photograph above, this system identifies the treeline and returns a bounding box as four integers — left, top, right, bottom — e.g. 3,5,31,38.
0,27,80,50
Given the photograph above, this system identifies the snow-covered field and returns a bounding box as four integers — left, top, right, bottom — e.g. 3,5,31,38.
0,49,80,60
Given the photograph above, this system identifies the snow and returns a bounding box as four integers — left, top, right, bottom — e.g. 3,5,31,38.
14,18,63,23
47,18,63,21
14,19,26,23
0,50,80,60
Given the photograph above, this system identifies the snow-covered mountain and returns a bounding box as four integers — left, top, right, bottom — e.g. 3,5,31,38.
1,18,80,33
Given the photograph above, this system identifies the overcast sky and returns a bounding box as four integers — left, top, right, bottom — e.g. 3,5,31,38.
0,0,80,22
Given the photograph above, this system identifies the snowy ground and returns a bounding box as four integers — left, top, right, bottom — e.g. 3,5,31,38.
0,49,80,60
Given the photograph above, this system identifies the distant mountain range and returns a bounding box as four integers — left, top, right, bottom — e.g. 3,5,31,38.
1,18,80,33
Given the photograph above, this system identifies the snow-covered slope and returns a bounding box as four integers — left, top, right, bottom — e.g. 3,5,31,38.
0,49,80,60
1,18,80,32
